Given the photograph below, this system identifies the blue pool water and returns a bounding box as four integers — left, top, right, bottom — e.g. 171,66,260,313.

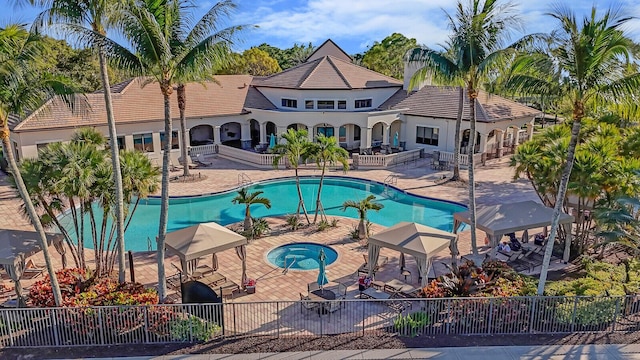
59,176,466,251
266,243,338,270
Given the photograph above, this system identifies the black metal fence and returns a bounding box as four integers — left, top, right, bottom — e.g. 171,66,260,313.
1,295,639,347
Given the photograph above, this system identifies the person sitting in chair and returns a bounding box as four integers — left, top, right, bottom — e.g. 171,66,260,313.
498,241,511,253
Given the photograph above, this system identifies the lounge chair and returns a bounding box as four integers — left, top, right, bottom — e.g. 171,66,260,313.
195,154,213,167
357,254,389,276
23,260,45,279
178,156,198,169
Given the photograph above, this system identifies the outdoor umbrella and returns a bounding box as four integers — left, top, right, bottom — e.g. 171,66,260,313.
393,132,399,147
317,248,329,290
269,133,276,149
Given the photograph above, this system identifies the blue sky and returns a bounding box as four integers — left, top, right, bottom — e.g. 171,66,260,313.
4,0,640,55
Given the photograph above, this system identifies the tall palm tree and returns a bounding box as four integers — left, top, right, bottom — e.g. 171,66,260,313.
232,188,271,232
408,0,521,256
272,128,312,224
341,195,384,240
307,134,349,223
113,0,243,300
31,0,130,283
507,4,640,295
0,24,79,306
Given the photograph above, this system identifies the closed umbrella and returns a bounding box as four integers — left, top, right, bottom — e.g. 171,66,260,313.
393,132,399,148
317,248,329,290
269,133,276,149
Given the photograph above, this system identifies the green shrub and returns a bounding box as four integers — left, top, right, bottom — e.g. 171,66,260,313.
250,217,270,238
170,316,220,342
317,219,330,232
330,218,339,227
286,215,301,230
394,311,430,337
554,297,618,327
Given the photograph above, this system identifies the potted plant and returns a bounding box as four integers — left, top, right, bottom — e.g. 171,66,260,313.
245,279,256,294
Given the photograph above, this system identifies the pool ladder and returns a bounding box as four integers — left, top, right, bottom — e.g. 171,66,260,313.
384,174,398,188
282,257,297,275
238,173,252,187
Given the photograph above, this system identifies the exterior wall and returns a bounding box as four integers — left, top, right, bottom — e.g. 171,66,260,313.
257,87,401,111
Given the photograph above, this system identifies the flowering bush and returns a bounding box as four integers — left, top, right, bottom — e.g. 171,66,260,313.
28,268,158,307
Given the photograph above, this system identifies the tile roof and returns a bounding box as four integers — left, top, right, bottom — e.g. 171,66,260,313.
393,86,541,122
252,56,402,90
13,75,276,132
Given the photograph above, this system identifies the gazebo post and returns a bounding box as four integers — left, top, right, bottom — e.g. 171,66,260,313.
562,223,572,264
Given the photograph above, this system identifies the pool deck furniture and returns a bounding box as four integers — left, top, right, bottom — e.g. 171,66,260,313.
212,279,240,299
357,254,389,277
360,287,391,300
384,279,416,295
199,273,227,287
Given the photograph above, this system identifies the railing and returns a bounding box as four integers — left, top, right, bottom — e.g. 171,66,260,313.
217,145,284,169
354,149,422,169
1,295,639,347
237,173,252,187
190,143,218,156
384,174,398,187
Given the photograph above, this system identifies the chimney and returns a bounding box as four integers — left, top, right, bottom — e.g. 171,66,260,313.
403,60,432,91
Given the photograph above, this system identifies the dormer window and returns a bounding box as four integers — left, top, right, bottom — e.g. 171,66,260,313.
281,98,297,108
355,99,372,108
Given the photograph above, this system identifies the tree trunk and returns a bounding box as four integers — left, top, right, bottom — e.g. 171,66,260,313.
244,206,252,233
177,84,190,177
0,125,63,306
97,46,127,284
294,168,310,224
358,218,366,240
467,85,478,255
157,80,172,301
537,101,584,295
313,162,326,223
452,86,464,180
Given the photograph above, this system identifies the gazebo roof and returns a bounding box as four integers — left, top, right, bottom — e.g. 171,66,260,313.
368,222,456,259
0,230,59,266
453,200,574,236
165,222,247,262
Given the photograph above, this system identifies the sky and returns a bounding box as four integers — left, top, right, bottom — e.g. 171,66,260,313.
4,0,640,55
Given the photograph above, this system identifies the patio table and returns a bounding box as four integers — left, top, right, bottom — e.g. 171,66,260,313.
309,289,336,314
360,287,391,300
384,279,415,294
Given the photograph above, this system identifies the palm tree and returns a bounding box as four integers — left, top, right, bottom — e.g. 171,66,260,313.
507,4,640,295
408,0,521,256
341,195,384,240
31,0,130,283
113,0,243,300
0,24,79,306
307,134,349,223
272,128,312,224
232,188,271,232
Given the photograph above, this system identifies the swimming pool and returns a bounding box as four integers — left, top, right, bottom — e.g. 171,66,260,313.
58,176,466,251
266,243,338,271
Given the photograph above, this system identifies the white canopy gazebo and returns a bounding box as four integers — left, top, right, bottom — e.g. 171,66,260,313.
367,222,457,287
453,200,575,262
165,222,249,286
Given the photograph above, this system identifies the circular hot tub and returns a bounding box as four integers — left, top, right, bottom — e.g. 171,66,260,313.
266,243,338,271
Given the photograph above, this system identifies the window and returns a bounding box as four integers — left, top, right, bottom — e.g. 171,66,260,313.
317,127,334,137
354,126,361,141
317,100,335,110
106,136,126,150
160,131,180,150
416,126,439,146
281,98,297,108
337,100,346,109
305,100,314,109
355,99,372,108
133,133,154,153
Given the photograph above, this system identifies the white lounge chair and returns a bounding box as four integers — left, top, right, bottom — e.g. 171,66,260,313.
195,154,213,167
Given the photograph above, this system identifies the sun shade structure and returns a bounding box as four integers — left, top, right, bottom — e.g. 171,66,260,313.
453,201,575,262
0,230,60,307
367,222,457,287
165,222,248,286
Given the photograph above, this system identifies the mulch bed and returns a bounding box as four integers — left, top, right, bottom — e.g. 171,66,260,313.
3,332,640,359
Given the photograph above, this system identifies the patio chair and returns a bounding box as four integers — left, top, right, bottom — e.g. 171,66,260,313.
299,293,320,316
22,259,45,279
308,282,321,293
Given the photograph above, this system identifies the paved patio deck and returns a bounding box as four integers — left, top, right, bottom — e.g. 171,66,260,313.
0,156,557,309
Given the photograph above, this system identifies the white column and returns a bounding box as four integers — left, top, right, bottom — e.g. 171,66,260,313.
240,122,252,150
259,122,267,145
512,127,520,146
478,133,488,154
277,126,288,138
496,129,504,157
214,125,222,145
332,127,338,140
360,127,373,152
526,123,534,141
382,125,390,146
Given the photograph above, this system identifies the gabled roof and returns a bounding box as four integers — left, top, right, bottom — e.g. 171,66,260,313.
392,86,541,122
306,39,351,62
252,55,402,90
12,75,276,132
